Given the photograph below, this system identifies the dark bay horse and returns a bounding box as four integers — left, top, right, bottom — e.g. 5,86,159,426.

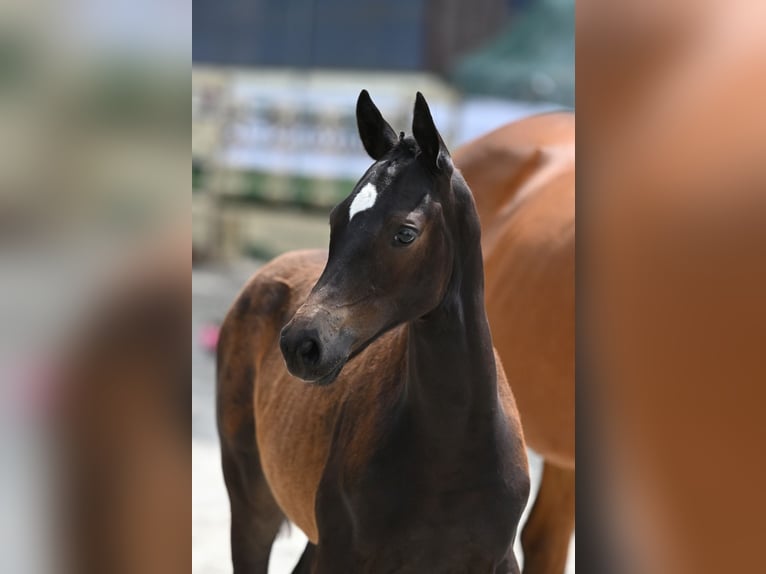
217,91,530,573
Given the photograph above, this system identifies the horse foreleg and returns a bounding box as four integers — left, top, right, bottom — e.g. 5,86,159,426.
218,342,285,574
221,442,285,574
521,462,575,574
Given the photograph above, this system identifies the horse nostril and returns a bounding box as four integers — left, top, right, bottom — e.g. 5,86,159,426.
298,338,321,367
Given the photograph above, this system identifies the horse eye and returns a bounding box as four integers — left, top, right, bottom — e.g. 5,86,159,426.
393,227,418,245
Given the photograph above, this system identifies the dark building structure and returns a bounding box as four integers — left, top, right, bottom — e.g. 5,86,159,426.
192,0,573,105
193,0,427,70
192,0,510,73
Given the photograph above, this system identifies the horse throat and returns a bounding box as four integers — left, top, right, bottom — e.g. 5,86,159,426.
405,198,499,432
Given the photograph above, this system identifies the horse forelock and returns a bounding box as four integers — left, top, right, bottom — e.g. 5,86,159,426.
344,135,445,226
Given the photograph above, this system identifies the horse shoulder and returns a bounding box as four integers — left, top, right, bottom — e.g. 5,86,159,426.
217,250,334,540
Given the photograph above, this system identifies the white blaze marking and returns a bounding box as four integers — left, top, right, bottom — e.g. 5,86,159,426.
348,183,378,221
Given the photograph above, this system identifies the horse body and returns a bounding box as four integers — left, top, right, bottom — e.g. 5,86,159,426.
454,113,575,574
217,92,529,573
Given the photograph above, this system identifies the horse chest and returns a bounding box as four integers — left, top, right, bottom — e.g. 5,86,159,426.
315,412,528,572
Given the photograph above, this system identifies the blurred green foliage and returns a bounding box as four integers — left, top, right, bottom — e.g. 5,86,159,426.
452,0,574,106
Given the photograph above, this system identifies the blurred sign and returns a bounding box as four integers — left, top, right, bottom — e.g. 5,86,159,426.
221,70,455,174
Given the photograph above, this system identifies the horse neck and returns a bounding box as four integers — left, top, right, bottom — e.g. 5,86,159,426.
405,189,498,435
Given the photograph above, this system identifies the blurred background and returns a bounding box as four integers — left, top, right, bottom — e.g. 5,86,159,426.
192,0,573,263
0,0,188,571
2,0,764,572
191,0,574,573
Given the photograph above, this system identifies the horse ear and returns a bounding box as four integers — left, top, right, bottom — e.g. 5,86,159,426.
356,89,398,160
412,92,452,174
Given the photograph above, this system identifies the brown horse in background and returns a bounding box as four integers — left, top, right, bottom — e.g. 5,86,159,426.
217,91,530,573
454,113,575,574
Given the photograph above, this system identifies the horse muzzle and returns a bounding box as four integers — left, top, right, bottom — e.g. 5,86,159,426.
279,309,354,385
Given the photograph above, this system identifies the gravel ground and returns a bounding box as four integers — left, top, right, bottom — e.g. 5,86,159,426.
192,264,574,573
